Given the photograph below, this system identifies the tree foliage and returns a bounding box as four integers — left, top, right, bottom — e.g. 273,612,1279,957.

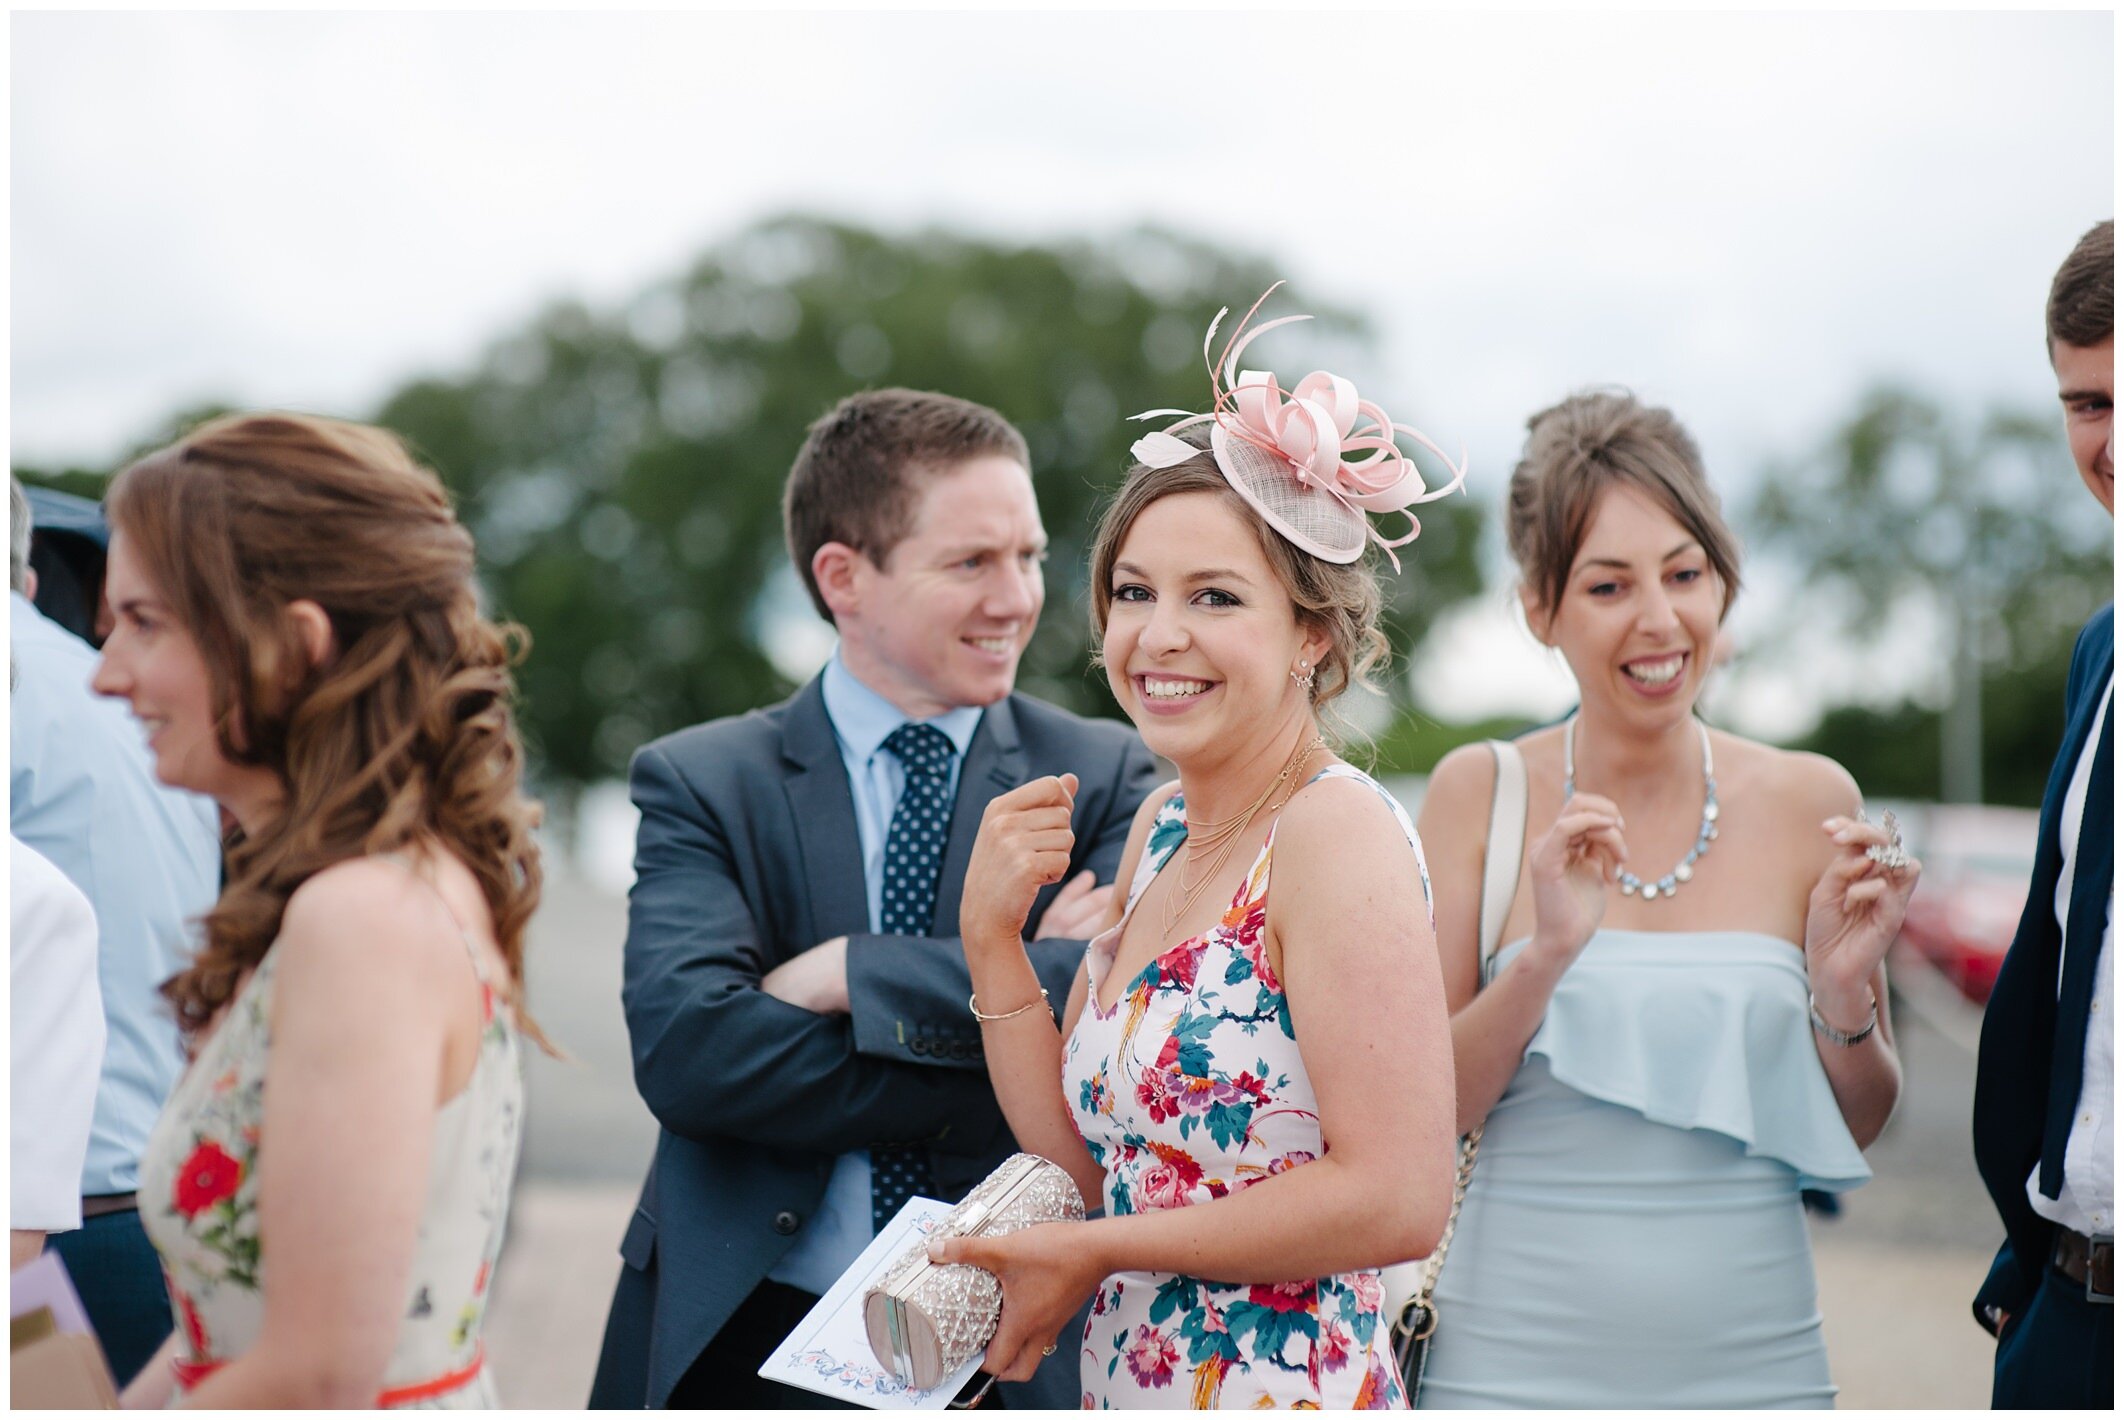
1751,385,2108,673
1783,628,2076,808
1747,384,2110,800
369,216,1484,785
9,217,1492,790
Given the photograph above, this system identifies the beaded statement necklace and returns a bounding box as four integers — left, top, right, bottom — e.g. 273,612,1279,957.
1161,733,1326,935
1562,714,1719,901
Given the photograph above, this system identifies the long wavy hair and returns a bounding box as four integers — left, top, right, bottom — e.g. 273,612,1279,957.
105,413,549,1050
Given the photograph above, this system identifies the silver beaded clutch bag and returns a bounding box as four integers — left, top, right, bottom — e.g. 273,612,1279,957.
861,1152,1085,1391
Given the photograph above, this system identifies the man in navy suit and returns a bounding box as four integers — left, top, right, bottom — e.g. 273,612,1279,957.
1973,218,2113,1409
588,390,1159,1408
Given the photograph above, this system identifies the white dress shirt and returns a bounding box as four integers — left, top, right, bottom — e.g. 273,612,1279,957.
2027,677,2113,1239
11,835,106,1233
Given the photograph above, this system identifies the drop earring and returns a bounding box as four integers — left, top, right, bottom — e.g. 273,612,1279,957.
1291,661,1315,693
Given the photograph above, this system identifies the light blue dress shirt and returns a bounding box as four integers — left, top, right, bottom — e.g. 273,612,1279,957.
9,593,222,1197
768,652,982,1296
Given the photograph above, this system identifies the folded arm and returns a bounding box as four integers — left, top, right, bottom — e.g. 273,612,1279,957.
622,744,999,1153
841,731,1160,1066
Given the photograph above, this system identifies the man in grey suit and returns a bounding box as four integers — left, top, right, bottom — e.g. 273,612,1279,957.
589,390,1160,1408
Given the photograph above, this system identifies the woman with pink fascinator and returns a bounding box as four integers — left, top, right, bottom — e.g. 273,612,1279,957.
928,288,1461,1408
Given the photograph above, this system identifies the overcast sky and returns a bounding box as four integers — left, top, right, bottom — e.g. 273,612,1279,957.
10,8,2113,734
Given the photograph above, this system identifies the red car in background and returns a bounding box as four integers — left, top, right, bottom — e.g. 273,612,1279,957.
1890,802,2041,1007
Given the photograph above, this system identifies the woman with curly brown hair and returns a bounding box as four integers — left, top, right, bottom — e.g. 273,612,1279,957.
93,413,544,1409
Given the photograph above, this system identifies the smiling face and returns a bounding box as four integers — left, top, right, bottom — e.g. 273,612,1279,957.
90,530,279,815
1527,484,1726,729
2053,336,2114,515
830,453,1047,719
1102,490,1328,768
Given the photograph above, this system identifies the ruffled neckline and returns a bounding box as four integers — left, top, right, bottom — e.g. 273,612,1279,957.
1493,928,1871,1192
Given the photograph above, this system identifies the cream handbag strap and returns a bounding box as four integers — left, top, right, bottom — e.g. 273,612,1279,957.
1387,740,1528,1322
1477,739,1528,983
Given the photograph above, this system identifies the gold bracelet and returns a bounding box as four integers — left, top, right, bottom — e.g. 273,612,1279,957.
968,988,1050,1023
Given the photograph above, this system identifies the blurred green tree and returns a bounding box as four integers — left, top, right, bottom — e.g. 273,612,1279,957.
1749,385,2110,803
9,220,1486,792
367,216,1484,787
15,403,242,500
1782,630,2075,808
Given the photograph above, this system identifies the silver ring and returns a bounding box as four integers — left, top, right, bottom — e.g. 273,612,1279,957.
1041,1343,1057,1357
1864,810,1911,870
1866,843,1914,871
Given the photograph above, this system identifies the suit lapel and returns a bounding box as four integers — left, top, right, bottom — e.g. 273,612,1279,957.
932,696,1028,936
2020,630,2113,968
2042,690,2114,1196
781,677,871,943
2054,637,2115,833
2042,640,2116,985
2060,670,2115,968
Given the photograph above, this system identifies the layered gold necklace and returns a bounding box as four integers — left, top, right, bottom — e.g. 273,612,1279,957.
1160,733,1327,936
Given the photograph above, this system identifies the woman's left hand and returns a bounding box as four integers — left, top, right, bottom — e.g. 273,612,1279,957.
1804,814,1921,1006
927,1221,1104,1383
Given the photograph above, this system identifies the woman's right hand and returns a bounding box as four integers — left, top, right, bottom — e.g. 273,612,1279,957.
960,775,1079,957
928,1220,1107,1383
1525,792,1628,967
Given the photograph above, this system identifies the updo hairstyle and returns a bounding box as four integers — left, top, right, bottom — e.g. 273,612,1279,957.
1506,389,1742,625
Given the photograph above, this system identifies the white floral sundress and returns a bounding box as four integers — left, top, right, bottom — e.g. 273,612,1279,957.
1064,764,1432,1409
136,863,523,1407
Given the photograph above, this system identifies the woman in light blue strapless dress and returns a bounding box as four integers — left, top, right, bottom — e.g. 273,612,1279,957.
1411,392,1920,1409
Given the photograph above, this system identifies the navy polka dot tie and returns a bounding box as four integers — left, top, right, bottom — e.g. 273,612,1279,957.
872,722,954,1230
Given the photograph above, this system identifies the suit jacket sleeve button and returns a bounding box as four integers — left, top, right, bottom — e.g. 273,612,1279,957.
772,1210,801,1235
910,1038,929,1055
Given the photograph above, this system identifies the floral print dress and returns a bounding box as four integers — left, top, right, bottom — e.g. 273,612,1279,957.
137,868,523,1408
1064,764,1431,1410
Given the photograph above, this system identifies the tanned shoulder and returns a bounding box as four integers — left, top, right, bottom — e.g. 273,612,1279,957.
1424,741,1502,829
1274,770,1413,873
287,856,490,976
1765,745,1864,824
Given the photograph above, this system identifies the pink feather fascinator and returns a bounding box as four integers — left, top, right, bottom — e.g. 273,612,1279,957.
1128,283,1466,569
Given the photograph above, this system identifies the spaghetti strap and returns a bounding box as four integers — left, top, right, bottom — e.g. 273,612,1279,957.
1120,786,1189,920
376,851,494,995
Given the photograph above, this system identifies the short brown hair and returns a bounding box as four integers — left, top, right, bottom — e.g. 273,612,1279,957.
1506,389,1742,623
1088,437,1388,739
782,389,1030,621
2048,219,2113,353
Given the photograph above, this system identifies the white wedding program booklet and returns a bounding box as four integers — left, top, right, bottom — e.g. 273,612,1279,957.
758,1195,986,1409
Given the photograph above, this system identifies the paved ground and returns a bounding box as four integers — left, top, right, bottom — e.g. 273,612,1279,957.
486,866,2007,1409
